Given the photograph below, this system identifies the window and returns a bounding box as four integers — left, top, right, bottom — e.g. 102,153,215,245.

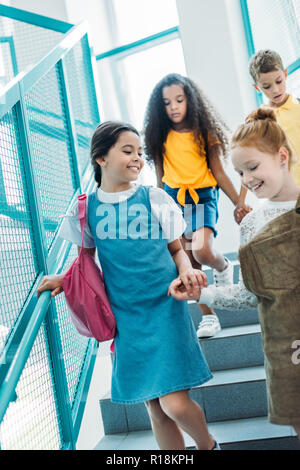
97,0,186,128
118,38,186,130
96,0,186,184
242,0,300,101
111,0,179,45
245,0,300,66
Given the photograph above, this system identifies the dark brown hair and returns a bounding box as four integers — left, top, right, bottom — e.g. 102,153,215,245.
90,121,140,187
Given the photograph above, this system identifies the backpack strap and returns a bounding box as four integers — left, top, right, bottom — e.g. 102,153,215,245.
78,194,87,249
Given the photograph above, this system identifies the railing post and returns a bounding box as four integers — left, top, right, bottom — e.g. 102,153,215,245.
56,59,82,192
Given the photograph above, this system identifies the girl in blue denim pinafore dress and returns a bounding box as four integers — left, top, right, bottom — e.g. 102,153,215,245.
88,185,212,404
39,122,219,449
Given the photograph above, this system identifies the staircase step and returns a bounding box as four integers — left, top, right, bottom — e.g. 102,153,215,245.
195,366,268,422
199,324,264,371
94,416,299,450
207,416,299,450
189,302,258,329
99,366,268,434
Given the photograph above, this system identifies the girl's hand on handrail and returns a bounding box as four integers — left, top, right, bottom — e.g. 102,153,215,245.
36,274,64,298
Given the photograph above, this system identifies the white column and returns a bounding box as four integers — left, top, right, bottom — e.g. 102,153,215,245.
176,0,257,128
176,0,259,255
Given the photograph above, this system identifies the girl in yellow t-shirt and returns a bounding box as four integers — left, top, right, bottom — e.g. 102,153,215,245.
144,73,251,338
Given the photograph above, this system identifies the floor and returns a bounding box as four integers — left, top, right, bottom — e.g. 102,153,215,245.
76,341,113,450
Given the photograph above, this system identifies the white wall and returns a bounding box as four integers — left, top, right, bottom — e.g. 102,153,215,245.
9,0,113,53
10,0,69,21
176,0,259,255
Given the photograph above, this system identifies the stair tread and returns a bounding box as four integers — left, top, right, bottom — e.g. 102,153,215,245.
94,416,297,450
100,366,266,401
200,365,266,387
200,323,261,341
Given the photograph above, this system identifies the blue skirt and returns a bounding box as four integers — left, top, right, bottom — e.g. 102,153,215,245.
164,184,219,237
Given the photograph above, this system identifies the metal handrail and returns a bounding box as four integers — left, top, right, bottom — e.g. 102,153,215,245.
0,280,51,423
0,4,73,33
96,26,180,61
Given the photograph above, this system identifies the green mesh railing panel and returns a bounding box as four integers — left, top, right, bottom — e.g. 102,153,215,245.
64,36,99,174
0,10,100,449
0,15,64,84
0,323,63,450
0,108,38,356
24,65,77,251
54,244,90,407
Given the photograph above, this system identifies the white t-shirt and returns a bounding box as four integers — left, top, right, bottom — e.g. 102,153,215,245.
199,199,297,310
58,184,187,248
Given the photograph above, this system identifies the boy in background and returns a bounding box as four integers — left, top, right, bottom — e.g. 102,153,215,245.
236,49,300,220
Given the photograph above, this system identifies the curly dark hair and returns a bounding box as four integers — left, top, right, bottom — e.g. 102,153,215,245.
143,73,230,166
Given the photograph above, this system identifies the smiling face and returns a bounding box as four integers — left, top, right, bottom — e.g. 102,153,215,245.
255,69,288,107
231,145,289,201
162,84,188,129
96,131,144,190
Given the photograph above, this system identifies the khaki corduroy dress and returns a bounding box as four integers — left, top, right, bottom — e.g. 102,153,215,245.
239,195,300,425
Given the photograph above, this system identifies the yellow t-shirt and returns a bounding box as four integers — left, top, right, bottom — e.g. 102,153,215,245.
261,94,300,185
162,130,218,206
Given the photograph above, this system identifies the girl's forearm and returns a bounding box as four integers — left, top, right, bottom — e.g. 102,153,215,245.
172,248,193,274
168,239,192,273
155,156,164,189
37,247,96,298
208,147,239,206
237,186,248,206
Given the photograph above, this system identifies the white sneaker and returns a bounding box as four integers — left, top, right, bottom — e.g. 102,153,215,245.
213,257,234,287
197,314,221,338
211,440,221,450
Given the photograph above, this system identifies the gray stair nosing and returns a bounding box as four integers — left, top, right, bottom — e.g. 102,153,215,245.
95,415,298,450
199,366,266,388
100,366,266,402
199,323,261,341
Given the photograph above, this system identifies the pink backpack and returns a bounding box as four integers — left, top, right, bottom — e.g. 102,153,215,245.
62,194,116,342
